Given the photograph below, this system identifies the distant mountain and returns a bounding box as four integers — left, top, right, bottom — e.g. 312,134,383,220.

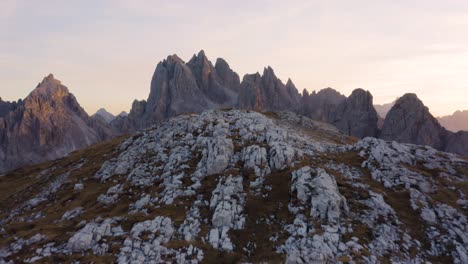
92,108,115,124
0,74,115,173
0,98,20,118
381,94,468,156
437,110,468,132
117,111,128,117
374,99,397,118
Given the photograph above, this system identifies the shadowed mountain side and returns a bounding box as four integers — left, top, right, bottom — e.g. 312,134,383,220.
437,110,468,132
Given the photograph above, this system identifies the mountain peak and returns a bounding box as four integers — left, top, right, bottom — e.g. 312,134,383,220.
93,108,116,124
263,66,275,76
392,93,427,112
42,73,58,82
197,49,206,57
349,88,367,96
31,74,69,99
189,50,209,64
165,54,184,64
38,73,61,86
381,92,448,149
397,93,420,103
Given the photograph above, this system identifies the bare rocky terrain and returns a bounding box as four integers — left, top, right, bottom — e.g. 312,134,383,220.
0,110,466,263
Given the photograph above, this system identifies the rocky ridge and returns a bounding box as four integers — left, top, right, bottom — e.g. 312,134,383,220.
93,108,116,124
0,110,466,263
438,110,468,132
113,51,376,142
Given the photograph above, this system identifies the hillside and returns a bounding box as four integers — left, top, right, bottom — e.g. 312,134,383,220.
0,110,466,263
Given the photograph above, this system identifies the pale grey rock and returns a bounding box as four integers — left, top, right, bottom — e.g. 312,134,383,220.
241,145,271,188
179,205,202,241
205,137,233,175
66,219,115,252
61,207,84,221
208,226,233,251
210,175,245,230
268,142,296,171
3,109,464,262
130,216,174,240
73,183,84,191
291,167,348,224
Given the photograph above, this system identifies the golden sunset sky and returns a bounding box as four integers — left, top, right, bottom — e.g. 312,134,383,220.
1,0,468,116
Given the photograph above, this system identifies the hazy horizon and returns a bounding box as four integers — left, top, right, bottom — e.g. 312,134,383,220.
2,0,468,116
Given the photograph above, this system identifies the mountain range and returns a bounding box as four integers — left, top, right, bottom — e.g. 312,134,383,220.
437,110,468,132
0,51,467,263
0,51,467,174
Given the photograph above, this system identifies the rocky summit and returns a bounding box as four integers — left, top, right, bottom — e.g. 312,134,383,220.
381,93,468,156
0,75,115,173
0,109,466,263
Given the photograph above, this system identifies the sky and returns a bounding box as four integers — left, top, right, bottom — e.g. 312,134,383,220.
1,0,468,117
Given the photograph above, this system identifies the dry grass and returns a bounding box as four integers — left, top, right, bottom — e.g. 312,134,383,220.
229,168,294,263
324,151,433,255
0,135,127,250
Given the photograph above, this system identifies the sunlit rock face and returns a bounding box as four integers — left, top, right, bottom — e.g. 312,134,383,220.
1,109,466,263
0,74,114,173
